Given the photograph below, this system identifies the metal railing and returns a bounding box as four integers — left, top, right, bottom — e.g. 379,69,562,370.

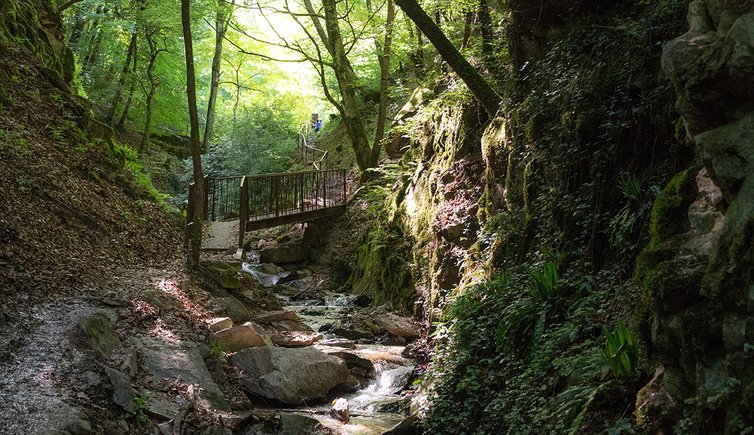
299,123,328,170
187,170,348,248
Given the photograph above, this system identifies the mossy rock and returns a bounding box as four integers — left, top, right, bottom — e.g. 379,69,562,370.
648,166,699,246
200,260,244,289
79,312,121,355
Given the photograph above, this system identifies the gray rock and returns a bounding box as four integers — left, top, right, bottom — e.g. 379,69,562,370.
260,244,310,264
213,322,270,352
383,412,420,435
374,313,420,339
330,351,375,371
65,418,92,434
79,371,101,389
206,317,233,332
230,346,351,405
105,368,138,414
121,348,138,379
141,390,181,420
137,338,228,409
254,310,300,323
79,312,122,355
216,296,251,323
318,338,357,349
279,413,328,435
270,331,323,347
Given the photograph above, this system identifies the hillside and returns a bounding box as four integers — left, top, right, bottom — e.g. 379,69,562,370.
0,21,181,319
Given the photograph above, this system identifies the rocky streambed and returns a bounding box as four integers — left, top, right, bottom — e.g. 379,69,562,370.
228,254,422,434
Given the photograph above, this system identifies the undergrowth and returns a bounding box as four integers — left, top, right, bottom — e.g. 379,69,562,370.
421,0,687,432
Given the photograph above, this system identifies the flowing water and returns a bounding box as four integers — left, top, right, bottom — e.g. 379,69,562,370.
243,255,416,434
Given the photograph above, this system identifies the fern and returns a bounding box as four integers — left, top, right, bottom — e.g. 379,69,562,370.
600,320,638,378
527,262,559,301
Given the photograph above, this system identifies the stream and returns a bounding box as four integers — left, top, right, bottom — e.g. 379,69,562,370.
242,253,416,434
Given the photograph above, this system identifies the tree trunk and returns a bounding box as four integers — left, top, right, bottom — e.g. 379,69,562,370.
182,0,204,268
303,0,359,87
107,30,138,125
372,0,396,166
116,39,138,130
396,0,501,115
478,0,496,75
462,11,473,49
139,35,161,153
202,1,232,151
322,0,373,171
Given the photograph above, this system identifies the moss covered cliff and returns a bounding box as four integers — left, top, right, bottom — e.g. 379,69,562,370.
346,0,754,432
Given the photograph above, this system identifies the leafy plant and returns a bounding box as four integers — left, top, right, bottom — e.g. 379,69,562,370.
527,262,560,301
601,320,638,378
617,174,642,201
210,340,229,360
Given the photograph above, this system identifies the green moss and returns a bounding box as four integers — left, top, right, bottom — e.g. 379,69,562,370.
349,224,414,312
648,167,698,245
80,313,122,355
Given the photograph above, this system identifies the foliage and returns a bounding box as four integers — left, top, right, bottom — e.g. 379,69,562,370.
210,340,229,360
601,320,638,379
424,247,621,431
115,142,178,213
527,261,559,301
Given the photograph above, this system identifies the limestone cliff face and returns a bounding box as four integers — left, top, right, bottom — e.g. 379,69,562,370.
638,1,754,430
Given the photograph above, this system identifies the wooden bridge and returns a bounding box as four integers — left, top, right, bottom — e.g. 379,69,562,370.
186,169,347,250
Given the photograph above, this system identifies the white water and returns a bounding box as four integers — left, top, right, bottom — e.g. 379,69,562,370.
242,257,416,434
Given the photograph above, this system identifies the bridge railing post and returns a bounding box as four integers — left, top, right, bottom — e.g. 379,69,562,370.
238,176,248,248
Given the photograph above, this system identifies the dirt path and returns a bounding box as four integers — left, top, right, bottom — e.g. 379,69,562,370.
0,299,95,433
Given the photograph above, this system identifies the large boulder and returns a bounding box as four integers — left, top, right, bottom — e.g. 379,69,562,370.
374,313,421,339
136,338,228,409
259,244,309,264
213,322,270,352
230,346,352,405
270,331,323,347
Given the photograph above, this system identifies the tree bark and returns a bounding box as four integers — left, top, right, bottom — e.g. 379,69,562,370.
116,38,138,130
139,33,162,153
478,0,496,75
202,1,233,151
462,11,473,49
396,0,501,115
182,0,204,268
372,0,396,165
322,0,373,171
107,30,138,125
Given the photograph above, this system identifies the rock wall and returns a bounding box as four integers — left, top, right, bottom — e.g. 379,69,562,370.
636,1,754,430
0,0,74,85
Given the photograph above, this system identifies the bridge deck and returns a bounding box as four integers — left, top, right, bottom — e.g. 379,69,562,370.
189,169,347,250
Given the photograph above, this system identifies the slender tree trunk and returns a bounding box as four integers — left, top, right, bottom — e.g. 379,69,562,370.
83,30,104,72
107,30,138,125
371,0,396,165
116,40,138,129
202,1,232,151
462,11,473,49
231,62,241,131
478,0,496,75
303,0,359,86
322,0,373,171
139,35,162,153
396,0,500,115
182,0,204,268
